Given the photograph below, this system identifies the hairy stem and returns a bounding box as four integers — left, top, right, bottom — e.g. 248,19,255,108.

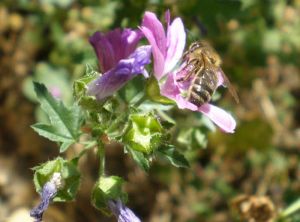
97,139,105,176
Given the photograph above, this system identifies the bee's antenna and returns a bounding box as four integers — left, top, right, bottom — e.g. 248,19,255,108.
192,16,207,37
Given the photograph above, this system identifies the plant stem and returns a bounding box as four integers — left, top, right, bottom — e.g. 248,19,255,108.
133,93,147,107
97,139,105,176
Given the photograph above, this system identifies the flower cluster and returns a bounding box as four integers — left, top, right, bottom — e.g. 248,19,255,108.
88,11,236,133
31,10,237,222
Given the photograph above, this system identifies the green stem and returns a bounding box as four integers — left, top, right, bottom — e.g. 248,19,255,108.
133,93,147,107
97,139,105,176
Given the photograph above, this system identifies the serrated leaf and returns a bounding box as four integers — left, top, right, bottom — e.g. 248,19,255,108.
157,145,190,168
60,141,74,153
33,82,81,150
128,148,150,172
31,123,74,143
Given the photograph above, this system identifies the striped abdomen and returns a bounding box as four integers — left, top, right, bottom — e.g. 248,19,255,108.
188,69,218,106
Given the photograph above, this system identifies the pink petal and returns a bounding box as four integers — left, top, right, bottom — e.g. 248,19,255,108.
142,12,167,57
140,26,165,79
161,72,197,111
164,18,186,74
198,103,236,133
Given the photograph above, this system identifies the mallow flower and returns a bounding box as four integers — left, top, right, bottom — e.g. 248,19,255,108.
87,28,151,101
108,199,141,222
140,11,236,133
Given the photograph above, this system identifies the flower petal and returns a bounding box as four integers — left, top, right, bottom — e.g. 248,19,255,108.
142,12,167,57
128,45,152,74
90,29,143,73
140,26,165,79
89,32,116,73
108,200,141,222
164,18,186,74
87,45,152,101
198,103,236,133
161,72,197,111
106,28,143,63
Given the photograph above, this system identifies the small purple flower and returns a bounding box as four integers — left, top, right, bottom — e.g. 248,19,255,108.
108,199,141,222
87,28,152,101
30,173,63,222
141,11,236,133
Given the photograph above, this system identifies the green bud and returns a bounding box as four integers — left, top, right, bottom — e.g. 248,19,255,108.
33,157,80,202
123,113,164,153
91,176,127,212
73,65,102,111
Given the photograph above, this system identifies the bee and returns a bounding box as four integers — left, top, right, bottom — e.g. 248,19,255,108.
177,41,239,106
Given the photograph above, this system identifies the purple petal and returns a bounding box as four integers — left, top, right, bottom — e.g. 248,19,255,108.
198,103,236,133
106,29,143,63
90,29,142,73
89,32,116,73
30,182,57,222
87,45,152,101
164,18,186,74
108,200,141,222
140,26,165,79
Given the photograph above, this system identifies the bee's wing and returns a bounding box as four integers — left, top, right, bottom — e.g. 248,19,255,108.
219,69,239,103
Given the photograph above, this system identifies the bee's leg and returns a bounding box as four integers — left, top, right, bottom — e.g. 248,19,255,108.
177,59,201,82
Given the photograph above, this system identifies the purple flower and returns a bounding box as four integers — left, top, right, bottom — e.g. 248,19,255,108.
108,200,141,222
141,11,236,133
87,29,152,101
30,173,63,222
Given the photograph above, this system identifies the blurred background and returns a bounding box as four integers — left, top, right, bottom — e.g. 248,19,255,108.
0,0,300,221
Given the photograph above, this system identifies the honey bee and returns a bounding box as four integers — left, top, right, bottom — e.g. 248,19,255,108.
177,41,239,106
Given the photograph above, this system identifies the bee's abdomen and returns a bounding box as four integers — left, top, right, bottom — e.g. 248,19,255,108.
188,69,218,106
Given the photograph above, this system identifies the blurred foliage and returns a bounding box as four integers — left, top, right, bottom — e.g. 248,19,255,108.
1,0,300,221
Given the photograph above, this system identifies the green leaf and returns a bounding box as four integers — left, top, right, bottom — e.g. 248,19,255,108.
92,176,127,212
33,82,82,151
60,141,74,153
128,148,150,172
157,145,190,168
31,123,74,143
33,157,81,202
